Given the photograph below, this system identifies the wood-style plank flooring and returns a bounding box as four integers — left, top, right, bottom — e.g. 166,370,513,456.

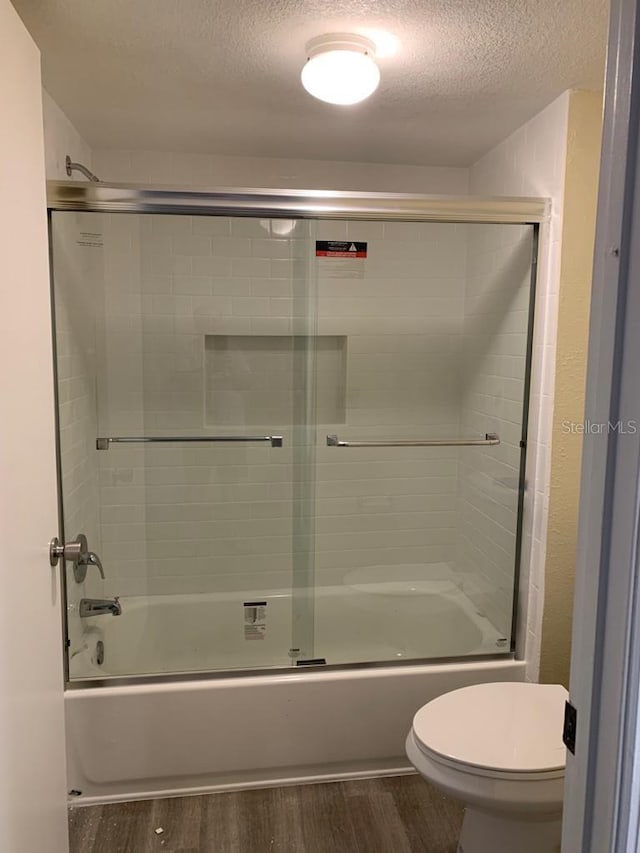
69,775,463,853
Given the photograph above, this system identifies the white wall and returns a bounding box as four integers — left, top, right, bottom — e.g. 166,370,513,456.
45,109,469,193
42,89,92,180
470,91,570,679
43,87,468,195
92,148,469,194
0,4,69,849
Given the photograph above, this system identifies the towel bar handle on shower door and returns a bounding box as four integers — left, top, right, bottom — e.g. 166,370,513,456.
325,433,500,447
96,435,284,449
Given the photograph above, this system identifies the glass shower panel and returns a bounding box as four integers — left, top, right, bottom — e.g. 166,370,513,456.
311,221,535,665
51,211,317,679
52,208,536,679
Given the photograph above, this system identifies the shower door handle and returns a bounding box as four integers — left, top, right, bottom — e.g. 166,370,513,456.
49,533,106,583
326,433,500,447
96,434,284,448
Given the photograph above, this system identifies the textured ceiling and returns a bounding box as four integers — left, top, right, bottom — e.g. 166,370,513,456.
13,0,608,166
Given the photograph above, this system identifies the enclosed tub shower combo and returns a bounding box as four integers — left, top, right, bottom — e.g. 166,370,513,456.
47,183,543,802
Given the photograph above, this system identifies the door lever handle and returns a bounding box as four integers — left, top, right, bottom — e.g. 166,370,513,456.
49,533,106,583
86,551,105,580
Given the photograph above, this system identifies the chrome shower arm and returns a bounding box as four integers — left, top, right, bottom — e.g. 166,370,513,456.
65,155,100,182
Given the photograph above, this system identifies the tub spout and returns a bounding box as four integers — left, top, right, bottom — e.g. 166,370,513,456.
79,597,122,617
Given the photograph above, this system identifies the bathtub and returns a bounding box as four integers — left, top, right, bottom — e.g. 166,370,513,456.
65,583,526,803
69,579,510,678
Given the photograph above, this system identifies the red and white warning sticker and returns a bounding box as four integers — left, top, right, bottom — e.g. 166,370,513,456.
315,240,367,258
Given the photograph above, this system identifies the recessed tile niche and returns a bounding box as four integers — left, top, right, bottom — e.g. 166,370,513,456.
205,335,347,426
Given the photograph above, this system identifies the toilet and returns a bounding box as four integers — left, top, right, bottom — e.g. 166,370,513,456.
405,682,568,853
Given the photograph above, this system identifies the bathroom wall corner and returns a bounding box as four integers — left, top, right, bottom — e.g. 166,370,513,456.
539,89,603,688
42,89,93,181
470,91,572,681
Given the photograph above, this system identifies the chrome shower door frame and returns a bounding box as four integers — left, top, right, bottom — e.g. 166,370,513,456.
47,182,546,688
47,182,547,223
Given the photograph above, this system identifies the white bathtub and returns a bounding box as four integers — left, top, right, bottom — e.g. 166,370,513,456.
65,583,525,803
69,580,508,678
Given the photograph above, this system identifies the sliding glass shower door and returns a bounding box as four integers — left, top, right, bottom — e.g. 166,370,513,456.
51,210,318,678
309,220,536,665
51,203,536,681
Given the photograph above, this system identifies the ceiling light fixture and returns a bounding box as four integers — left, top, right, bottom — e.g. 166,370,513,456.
301,34,380,106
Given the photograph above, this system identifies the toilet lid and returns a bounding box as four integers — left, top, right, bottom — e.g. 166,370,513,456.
412,682,568,774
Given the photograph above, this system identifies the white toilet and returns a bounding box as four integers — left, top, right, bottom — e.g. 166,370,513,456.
405,682,568,853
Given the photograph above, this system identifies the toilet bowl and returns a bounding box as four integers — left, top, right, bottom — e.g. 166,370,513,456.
405,682,568,853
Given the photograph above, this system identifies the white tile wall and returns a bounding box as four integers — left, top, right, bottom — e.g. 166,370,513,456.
313,221,466,584
88,215,469,598
91,214,311,597
470,92,571,678
456,223,535,637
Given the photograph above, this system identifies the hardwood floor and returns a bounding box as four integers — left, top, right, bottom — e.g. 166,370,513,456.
68,775,463,853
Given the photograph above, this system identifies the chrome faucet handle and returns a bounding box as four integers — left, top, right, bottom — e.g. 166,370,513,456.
49,533,106,583
86,551,105,580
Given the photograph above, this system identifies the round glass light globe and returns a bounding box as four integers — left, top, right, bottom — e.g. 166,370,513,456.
301,49,380,106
